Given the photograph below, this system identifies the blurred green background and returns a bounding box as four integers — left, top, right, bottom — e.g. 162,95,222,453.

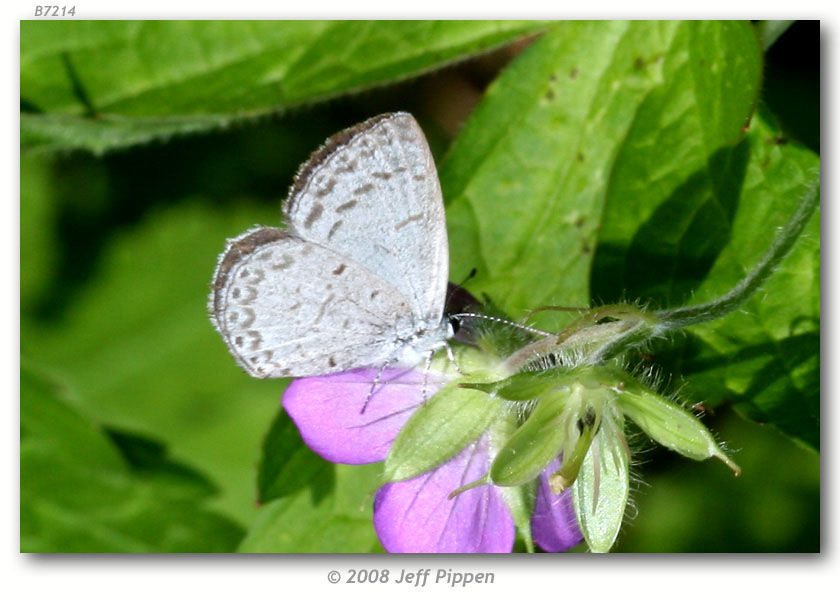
20,20,819,552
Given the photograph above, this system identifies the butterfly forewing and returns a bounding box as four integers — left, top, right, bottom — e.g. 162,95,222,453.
284,113,448,327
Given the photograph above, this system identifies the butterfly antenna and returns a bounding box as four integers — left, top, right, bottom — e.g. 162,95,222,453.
449,312,554,337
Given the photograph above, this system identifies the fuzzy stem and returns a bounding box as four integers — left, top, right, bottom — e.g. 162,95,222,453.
656,173,819,331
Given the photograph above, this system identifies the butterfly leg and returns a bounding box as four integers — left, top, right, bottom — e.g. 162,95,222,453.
421,349,434,404
443,341,462,375
361,359,395,414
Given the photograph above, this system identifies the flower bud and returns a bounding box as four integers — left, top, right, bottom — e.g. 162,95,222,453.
615,377,740,474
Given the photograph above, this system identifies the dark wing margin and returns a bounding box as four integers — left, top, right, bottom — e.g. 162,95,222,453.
286,113,398,214
209,226,288,325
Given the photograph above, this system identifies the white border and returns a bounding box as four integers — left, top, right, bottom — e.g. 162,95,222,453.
6,8,835,600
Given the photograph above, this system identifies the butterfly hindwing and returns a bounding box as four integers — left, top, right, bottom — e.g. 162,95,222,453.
210,227,420,378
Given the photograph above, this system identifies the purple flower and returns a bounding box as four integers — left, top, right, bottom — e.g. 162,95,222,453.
283,368,583,553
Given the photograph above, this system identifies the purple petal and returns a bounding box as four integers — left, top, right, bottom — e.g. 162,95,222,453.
373,435,514,553
531,457,583,552
283,368,444,465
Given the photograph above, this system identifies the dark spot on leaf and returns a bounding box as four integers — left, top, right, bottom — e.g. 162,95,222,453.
570,67,579,79
633,57,645,70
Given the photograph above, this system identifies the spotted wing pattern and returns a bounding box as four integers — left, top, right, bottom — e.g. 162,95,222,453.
284,113,448,331
210,227,421,378
210,113,450,378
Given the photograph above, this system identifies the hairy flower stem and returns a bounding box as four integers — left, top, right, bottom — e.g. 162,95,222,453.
500,305,654,372
502,172,819,370
656,173,819,331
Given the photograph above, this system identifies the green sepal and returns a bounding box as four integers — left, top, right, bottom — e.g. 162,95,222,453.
617,378,741,474
459,371,564,401
489,412,537,553
548,407,599,494
572,406,630,553
499,481,537,553
448,474,490,499
384,376,503,482
489,387,573,487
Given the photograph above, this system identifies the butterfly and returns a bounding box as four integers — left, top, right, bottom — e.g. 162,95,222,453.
209,113,452,379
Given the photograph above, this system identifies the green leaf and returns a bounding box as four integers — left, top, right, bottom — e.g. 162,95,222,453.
21,112,238,156
257,407,330,504
589,98,818,450
440,20,816,448
21,200,287,523
21,20,545,154
384,381,503,482
21,362,125,473
104,428,219,500
676,111,820,450
20,154,57,310
572,409,629,553
21,364,244,552
238,463,382,553
462,371,565,401
443,21,762,325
